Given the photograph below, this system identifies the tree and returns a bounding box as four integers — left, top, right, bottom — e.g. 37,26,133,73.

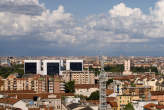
104,64,124,72
131,66,158,74
87,90,99,100
124,103,135,110
106,79,113,86
65,81,75,93
0,64,24,78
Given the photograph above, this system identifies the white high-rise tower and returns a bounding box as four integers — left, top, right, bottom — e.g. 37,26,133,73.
123,60,132,75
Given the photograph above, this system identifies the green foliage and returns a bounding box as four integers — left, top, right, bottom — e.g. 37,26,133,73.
131,66,158,73
131,83,136,87
0,64,24,78
87,90,99,100
12,64,24,68
124,103,135,110
65,81,75,93
106,79,113,86
88,67,100,76
104,64,158,74
61,96,66,101
104,64,124,72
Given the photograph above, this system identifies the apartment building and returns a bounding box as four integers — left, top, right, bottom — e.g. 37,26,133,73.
62,70,95,84
122,86,151,100
123,60,132,75
0,74,65,93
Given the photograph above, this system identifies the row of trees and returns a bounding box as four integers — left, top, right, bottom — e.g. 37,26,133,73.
104,64,158,73
131,66,158,73
104,64,124,72
0,64,24,78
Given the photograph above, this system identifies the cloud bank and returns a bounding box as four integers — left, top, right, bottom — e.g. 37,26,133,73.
0,0,164,56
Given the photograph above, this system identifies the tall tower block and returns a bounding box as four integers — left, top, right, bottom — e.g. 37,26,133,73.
123,60,132,75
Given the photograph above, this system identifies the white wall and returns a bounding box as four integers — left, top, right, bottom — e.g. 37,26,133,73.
66,60,83,71
75,88,98,97
132,101,158,110
13,100,28,110
65,97,80,105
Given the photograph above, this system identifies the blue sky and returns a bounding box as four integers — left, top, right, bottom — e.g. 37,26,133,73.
0,0,164,56
39,0,156,17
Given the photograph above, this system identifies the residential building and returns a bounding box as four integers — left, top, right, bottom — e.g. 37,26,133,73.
0,74,65,94
132,100,158,110
75,84,99,97
123,60,132,75
0,98,28,110
122,86,151,100
62,71,95,84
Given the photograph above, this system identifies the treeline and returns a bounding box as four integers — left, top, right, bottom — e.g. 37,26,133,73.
131,66,158,73
0,64,24,78
104,64,158,73
104,64,124,72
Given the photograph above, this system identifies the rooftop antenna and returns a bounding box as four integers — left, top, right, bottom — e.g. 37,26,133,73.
99,55,107,110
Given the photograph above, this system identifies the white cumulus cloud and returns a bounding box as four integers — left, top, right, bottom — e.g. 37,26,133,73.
1,0,164,54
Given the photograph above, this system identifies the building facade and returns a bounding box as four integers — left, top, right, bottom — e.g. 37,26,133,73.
123,60,132,75
62,71,95,84
0,74,65,93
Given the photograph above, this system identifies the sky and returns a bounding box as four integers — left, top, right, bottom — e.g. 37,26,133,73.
0,0,164,56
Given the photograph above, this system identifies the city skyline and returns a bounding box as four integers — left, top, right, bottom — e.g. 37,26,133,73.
1,0,164,56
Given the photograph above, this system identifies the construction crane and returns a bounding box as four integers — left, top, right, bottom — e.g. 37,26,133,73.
99,56,107,110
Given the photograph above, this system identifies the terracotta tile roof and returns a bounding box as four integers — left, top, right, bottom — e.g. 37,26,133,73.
113,75,135,81
8,93,74,100
0,106,18,110
106,97,116,102
0,98,20,105
144,103,156,110
156,105,164,109
151,91,164,95
106,89,113,95
87,100,99,105
28,108,40,110
7,75,17,79
108,102,118,107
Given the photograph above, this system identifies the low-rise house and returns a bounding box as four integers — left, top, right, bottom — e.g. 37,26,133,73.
27,94,64,110
0,97,28,110
151,91,164,102
110,80,123,95
65,97,80,105
75,84,99,97
106,97,118,110
122,86,151,100
132,100,158,110
116,95,131,109
144,103,164,110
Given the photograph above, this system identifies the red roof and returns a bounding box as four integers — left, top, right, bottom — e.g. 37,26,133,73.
0,98,20,105
144,103,156,110
108,102,118,107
